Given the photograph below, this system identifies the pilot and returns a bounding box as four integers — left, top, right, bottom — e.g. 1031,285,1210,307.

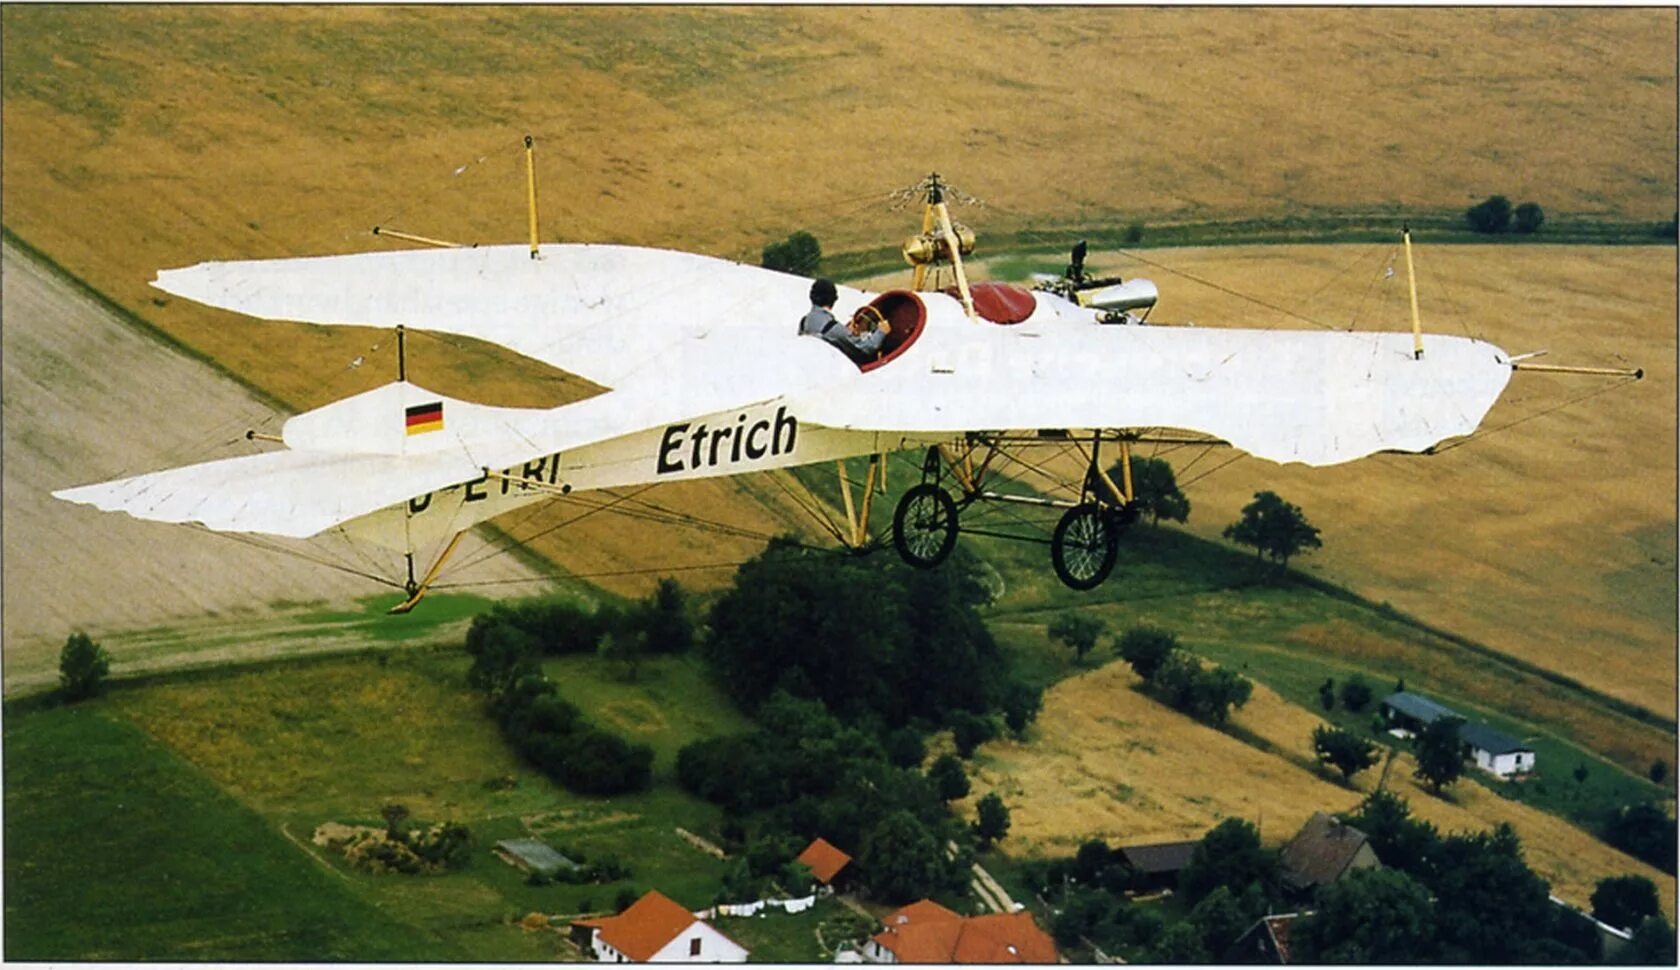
800,278,889,365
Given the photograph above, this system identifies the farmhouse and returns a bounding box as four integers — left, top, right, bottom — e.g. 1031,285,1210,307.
862,899,1057,964
1118,840,1200,892
1379,691,1459,736
572,890,748,963
1379,691,1537,778
1279,812,1380,894
1459,722,1535,779
795,836,852,890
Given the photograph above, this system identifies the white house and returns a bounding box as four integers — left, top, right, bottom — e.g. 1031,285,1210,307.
573,890,748,963
1459,722,1536,778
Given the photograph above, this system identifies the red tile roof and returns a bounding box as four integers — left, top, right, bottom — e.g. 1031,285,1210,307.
873,900,1058,964
796,837,852,885
576,890,700,962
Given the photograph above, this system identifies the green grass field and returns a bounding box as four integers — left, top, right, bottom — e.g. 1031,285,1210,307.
3,705,436,960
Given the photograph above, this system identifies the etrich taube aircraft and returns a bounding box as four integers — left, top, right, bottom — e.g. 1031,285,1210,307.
54,148,1640,610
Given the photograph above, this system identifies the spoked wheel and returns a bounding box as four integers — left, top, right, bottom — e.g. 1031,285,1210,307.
1051,503,1122,590
893,483,959,569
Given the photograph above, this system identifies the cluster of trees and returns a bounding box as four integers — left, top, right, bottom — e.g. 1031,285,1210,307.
1223,490,1321,569
676,691,977,904
1025,819,1282,962
704,539,1040,733
1466,194,1546,235
1601,801,1677,876
1311,725,1381,783
1316,674,1373,713
463,588,688,796
1116,626,1253,726
1317,790,1675,963
761,230,822,276
467,579,694,688
1030,796,1673,965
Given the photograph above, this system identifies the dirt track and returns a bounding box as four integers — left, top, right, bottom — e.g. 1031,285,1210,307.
1,241,547,693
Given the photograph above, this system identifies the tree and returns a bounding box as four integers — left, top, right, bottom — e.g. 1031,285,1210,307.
1313,725,1380,782
1291,867,1437,963
928,754,970,802
761,230,822,275
859,810,951,903
1222,491,1321,569
1341,790,1440,875
1649,758,1668,785
1188,885,1251,956
1604,802,1677,875
596,630,643,681
1427,824,1553,964
1107,456,1190,526
1073,839,1115,884
465,614,539,696
1512,201,1545,234
1465,194,1513,234
1048,612,1107,663
638,577,694,653
949,710,997,759
1150,921,1209,964
381,803,411,843
58,631,111,702
1179,818,1277,905
1117,625,1179,680
1591,875,1661,932
1317,677,1336,711
1412,716,1467,794
999,680,1043,737
1619,915,1678,965
1339,675,1374,712
884,726,927,769
1184,665,1252,725
973,792,1011,847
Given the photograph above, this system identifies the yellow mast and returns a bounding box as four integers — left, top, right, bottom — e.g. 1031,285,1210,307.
1403,223,1423,360
525,134,541,259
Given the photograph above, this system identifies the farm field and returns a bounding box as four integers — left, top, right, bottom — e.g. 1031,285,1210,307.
0,239,556,693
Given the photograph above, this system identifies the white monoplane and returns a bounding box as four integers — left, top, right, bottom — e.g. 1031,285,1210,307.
55,168,1632,609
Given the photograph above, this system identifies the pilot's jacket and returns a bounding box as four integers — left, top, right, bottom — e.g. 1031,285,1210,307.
799,304,884,363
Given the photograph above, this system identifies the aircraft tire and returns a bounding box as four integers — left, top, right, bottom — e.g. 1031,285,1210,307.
893,483,959,569
1051,502,1120,590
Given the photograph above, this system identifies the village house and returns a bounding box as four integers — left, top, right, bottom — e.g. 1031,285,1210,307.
1380,690,1537,778
1279,812,1380,896
861,899,1057,964
1117,840,1200,893
572,890,748,963
1459,722,1535,779
796,836,853,892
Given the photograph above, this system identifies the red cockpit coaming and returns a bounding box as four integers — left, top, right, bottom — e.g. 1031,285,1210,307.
942,281,1037,325
858,290,927,373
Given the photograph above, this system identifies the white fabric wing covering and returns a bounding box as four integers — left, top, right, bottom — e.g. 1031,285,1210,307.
793,325,1511,468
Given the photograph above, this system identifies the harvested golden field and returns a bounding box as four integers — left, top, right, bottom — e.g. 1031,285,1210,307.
965,661,1674,916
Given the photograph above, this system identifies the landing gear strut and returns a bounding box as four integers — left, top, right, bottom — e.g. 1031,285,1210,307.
888,436,1138,591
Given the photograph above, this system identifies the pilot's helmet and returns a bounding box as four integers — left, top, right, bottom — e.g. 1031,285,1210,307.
810,278,838,307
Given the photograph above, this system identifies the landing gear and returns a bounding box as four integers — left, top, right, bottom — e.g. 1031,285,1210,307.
1050,503,1131,590
893,483,959,568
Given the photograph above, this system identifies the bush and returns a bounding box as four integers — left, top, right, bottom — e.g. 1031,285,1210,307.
1339,675,1374,712
1117,625,1179,680
59,631,111,702
762,231,822,275
1465,195,1513,234
1512,201,1544,234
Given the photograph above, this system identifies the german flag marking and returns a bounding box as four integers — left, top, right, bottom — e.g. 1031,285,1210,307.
405,401,444,435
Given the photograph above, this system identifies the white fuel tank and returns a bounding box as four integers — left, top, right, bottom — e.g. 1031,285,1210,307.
1077,278,1159,312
